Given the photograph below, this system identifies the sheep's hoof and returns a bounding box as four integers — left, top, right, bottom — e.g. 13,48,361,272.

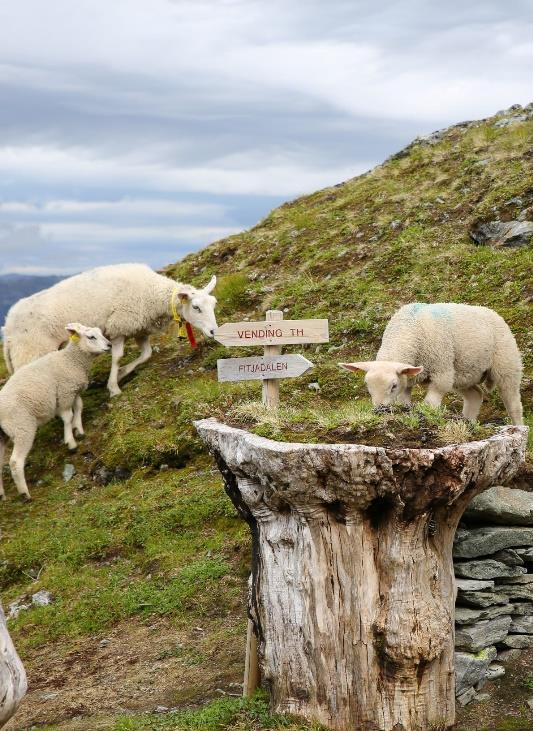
20,493,32,502
67,444,78,452
0,493,6,501
74,429,85,438
109,387,122,398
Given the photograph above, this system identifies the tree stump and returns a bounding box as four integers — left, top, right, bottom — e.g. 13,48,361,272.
0,602,27,728
195,420,527,731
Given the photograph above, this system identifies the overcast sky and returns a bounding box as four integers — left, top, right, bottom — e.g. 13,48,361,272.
0,0,531,275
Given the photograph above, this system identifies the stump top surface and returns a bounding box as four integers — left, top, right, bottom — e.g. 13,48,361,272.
195,419,527,513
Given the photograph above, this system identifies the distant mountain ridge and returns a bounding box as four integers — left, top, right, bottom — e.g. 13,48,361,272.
0,273,63,326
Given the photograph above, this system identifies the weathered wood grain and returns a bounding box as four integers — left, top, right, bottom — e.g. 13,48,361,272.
0,602,27,727
195,420,527,731
214,318,329,346
217,354,314,382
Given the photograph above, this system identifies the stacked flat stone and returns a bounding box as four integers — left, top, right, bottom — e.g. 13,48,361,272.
454,486,533,706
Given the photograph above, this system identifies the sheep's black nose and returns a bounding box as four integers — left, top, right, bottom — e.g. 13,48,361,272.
209,328,215,337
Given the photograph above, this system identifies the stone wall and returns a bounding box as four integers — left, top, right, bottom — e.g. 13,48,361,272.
454,486,533,705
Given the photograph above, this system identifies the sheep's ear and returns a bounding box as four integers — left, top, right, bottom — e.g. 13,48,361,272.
339,362,374,373
65,322,82,336
203,275,216,294
175,284,193,302
398,365,424,377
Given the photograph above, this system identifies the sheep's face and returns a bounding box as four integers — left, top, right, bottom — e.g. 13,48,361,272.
339,361,423,407
176,275,218,338
66,323,112,355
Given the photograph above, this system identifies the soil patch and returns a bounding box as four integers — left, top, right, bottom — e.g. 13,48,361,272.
5,615,247,731
225,415,497,450
456,649,533,731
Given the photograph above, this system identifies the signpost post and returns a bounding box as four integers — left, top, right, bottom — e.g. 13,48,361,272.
214,309,329,697
262,309,283,410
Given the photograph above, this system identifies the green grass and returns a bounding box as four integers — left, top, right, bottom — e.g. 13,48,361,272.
1,462,248,652
108,694,325,731
223,399,492,445
37,693,325,731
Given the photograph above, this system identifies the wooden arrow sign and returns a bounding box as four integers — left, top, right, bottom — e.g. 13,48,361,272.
214,319,329,346
217,354,314,382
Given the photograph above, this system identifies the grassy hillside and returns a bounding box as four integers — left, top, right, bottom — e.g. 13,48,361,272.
1,105,532,731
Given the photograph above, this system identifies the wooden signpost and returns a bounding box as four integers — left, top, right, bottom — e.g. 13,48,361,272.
214,318,329,347
217,354,314,382
214,309,329,696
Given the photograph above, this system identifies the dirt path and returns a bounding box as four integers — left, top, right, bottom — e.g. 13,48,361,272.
6,616,246,730
5,620,532,731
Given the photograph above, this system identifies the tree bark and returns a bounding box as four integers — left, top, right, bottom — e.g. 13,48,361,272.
0,602,27,728
195,420,527,731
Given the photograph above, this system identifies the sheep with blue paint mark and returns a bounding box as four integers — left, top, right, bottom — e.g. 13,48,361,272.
340,303,523,425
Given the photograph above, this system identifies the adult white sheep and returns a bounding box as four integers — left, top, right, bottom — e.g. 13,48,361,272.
3,263,218,397
0,323,111,501
339,303,523,425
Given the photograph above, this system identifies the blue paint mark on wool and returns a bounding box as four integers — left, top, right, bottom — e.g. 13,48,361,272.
405,303,453,321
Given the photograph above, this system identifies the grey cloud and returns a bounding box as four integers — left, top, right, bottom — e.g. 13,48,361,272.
0,0,531,274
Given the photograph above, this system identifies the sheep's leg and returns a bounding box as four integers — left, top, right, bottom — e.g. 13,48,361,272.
117,335,152,382
0,436,6,500
424,385,447,408
499,379,524,426
9,427,36,501
60,408,77,451
460,385,483,421
72,396,84,437
107,336,125,397
424,374,453,409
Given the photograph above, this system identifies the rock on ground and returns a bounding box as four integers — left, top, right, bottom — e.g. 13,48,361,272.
497,648,522,662
455,605,513,625
456,578,495,592
455,616,512,652
486,663,505,680
457,687,477,706
495,573,533,585
464,486,533,526
31,591,53,607
455,647,497,695
491,549,524,566
454,559,526,580
516,548,533,561
496,584,533,601
470,220,533,247
499,634,533,649
507,602,533,615
509,615,533,634
453,527,533,559
457,591,509,608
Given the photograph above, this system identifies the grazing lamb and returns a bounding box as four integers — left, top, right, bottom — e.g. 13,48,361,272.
339,303,523,425
3,263,218,397
0,324,111,500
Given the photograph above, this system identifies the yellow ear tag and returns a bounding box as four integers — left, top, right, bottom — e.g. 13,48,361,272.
69,333,80,343
171,287,187,339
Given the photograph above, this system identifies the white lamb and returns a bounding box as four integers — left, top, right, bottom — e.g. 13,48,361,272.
339,303,523,425
3,263,218,397
0,324,111,501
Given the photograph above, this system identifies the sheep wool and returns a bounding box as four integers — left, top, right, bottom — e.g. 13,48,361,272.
2,263,218,397
341,303,523,425
0,324,111,500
